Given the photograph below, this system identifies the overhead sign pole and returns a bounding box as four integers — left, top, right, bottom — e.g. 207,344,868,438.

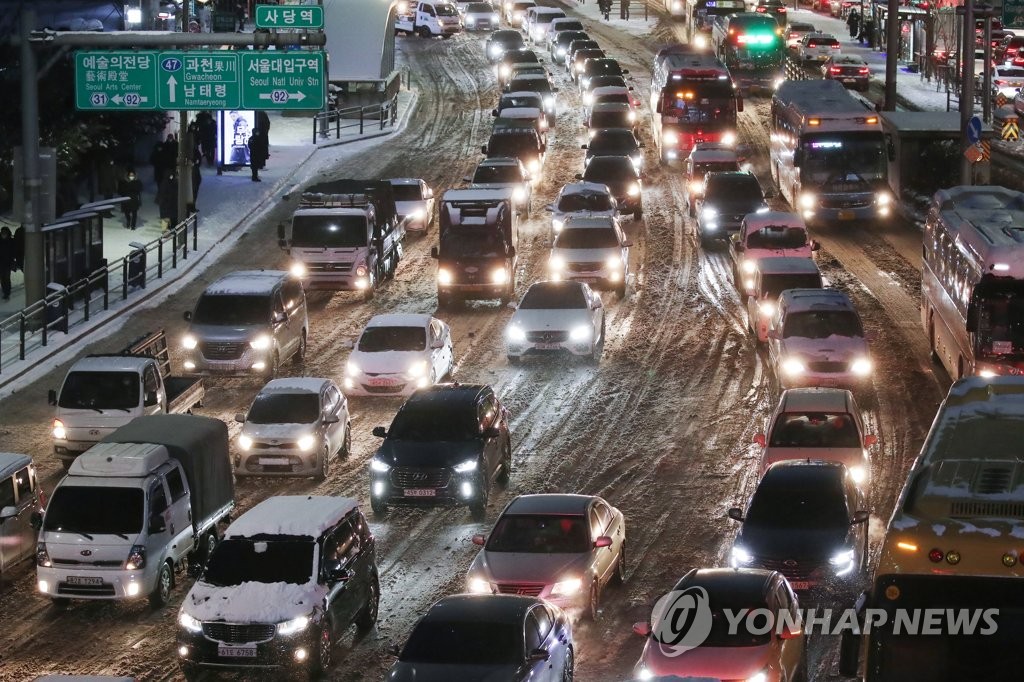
176,0,191,228
961,0,976,185
20,4,45,306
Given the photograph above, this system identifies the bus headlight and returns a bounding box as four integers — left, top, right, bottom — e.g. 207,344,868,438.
850,357,873,376
437,268,453,286
491,268,508,284
799,193,816,209
289,261,307,278
781,357,805,376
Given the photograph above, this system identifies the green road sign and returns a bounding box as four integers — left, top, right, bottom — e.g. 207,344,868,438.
255,5,324,29
158,52,241,109
1006,0,1024,29
240,52,325,109
75,51,159,110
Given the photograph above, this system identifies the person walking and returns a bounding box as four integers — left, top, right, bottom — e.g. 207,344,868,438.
847,9,860,40
599,0,611,20
118,169,143,230
0,227,14,301
620,0,631,20
247,128,269,182
256,110,271,139
150,139,167,191
190,155,202,213
157,171,179,231
196,111,217,166
237,1,247,31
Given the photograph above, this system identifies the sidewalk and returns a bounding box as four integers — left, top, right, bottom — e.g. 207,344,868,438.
562,0,660,40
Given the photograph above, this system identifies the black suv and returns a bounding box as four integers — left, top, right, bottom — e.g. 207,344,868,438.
483,128,546,177
695,171,768,247
369,384,513,517
577,156,643,219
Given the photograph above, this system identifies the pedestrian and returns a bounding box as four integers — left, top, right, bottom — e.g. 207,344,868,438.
237,1,247,31
97,157,119,200
847,9,859,40
157,171,179,231
160,133,178,180
0,227,14,301
150,139,166,190
247,128,269,182
12,227,24,271
862,17,875,48
118,168,143,230
621,0,631,20
196,111,217,166
256,110,271,139
599,0,611,20
190,158,202,212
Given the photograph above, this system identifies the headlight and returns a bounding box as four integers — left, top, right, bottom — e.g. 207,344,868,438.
606,255,622,270
437,268,453,285
688,180,703,194
492,12,500,21
570,325,592,342
588,129,597,140
664,131,679,145
296,434,317,452
346,360,362,377
850,465,867,484
468,577,492,593
454,459,479,473
627,182,641,197
628,111,636,122
466,15,475,24
720,131,737,146
409,208,425,221
552,218,564,233
238,434,253,451
583,93,594,106
876,191,892,205
556,47,566,56
512,186,526,203
551,577,582,596
489,44,502,57
52,419,66,440
370,458,391,473
506,326,526,342
799,192,816,209
277,615,310,636
746,673,768,682
178,611,203,633
702,207,718,220
850,357,873,376
491,268,508,285
829,548,856,576
527,158,540,174
549,255,565,271
289,261,307,278
741,260,756,274
781,357,805,376
758,301,776,316
250,335,271,351
576,62,585,72
694,34,708,49
182,334,198,350
978,368,998,378
544,95,555,107
500,64,511,78
407,359,428,378
731,545,753,566
36,542,51,567
355,263,368,277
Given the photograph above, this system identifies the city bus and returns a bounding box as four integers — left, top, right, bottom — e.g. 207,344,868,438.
839,376,1024,681
650,47,741,164
709,12,785,93
690,0,747,42
922,185,1024,380
769,79,891,225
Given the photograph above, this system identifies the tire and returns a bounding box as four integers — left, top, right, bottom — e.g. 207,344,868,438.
316,445,330,482
371,496,388,516
355,575,380,632
180,665,202,682
308,620,333,679
189,529,218,576
562,648,574,682
268,351,281,379
339,424,352,459
585,580,600,621
501,278,515,304
612,543,626,585
507,354,521,365
294,331,307,365
417,26,431,38
469,475,489,518
149,561,173,609
363,272,376,302
497,438,512,486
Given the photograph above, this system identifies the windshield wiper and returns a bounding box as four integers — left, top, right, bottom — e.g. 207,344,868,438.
70,530,94,540
113,532,130,540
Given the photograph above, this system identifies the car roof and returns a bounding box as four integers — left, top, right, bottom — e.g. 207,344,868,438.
674,568,777,602
503,90,543,99
504,493,596,515
754,257,819,275
0,452,32,482
225,495,360,540
589,128,636,140
259,377,331,395
405,383,490,408
780,387,854,414
779,288,855,313
806,32,838,39
423,594,539,624
742,210,804,230
562,216,617,229
689,147,739,163
526,280,587,295
480,156,522,166
706,170,759,185
790,22,816,30
366,313,432,328
559,181,612,195
492,29,522,39
587,155,635,167
204,270,289,296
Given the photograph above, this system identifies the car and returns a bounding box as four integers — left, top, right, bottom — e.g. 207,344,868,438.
1014,86,1024,116
786,21,816,50
482,127,546,177
992,64,1024,100
588,84,640,111
997,34,1024,63
467,156,534,213
745,257,822,344
503,0,536,27
548,216,632,297
822,54,871,91
177,496,379,680
390,177,435,234
569,46,606,79
495,105,549,143
545,18,585,53
584,102,638,134
387,595,574,681
369,383,512,516
463,1,500,30
728,461,870,592
466,494,626,620
344,313,454,396
580,75,628,104
695,171,769,246
497,48,542,87
545,181,618,238
524,6,565,44
684,143,741,217
730,210,817,297
766,288,873,392
0,453,43,582
754,388,876,485
486,28,526,61
494,90,548,126
576,155,644,220
233,378,351,479
550,29,589,59
505,74,558,115
582,128,644,170
579,58,629,95
755,0,787,26
799,32,840,63
631,568,806,681
506,280,605,363
507,61,552,85
566,38,600,67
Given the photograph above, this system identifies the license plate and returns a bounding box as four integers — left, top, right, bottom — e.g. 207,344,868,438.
576,277,598,283
259,457,290,466
218,645,257,658
837,210,855,220
66,576,103,586
842,78,856,83
368,377,401,387
534,342,562,350
818,379,839,387
404,488,437,497
789,581,810,591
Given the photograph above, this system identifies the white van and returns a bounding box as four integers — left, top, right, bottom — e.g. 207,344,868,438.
395,0,463,38
0,453,43,581
524,6,565,44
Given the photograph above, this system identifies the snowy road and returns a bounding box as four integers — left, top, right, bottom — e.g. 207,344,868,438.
0,7,953,682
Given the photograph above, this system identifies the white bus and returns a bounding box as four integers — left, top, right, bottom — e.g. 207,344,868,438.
770,80,892,225
923,185,1024,381
839,376,1024,681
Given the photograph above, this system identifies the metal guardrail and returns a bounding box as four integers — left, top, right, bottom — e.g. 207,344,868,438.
0,214,200,375
312,93,400,144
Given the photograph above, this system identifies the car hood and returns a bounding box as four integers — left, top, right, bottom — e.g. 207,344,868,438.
188,322,264,343
42,532,138,563
376,440,482,468
738,524,849,560
469,551,591,584
387,663,523,681
242,421,318,442
349,349,429,375
510,308,592,332
551,247,616,264
640,640,775,678
744,245,812,262
780,335,868,361
184,579,324,624
56,409,137,430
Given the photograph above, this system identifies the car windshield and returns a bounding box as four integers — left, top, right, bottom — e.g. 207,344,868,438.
590,133,638,154
590,111,631,128
487,514,591,553
291,215,367,248
442,231,508,258
467,2,492,10
473,165,522,183
556,228,620,249
513,66,546,77
769,412,861,447
587,75,626,89
402,620,522,664
586,61,623,77
359,325,427,352
654,589,772,647
746,472,849,529
247,392,320,424
584,158,635,182
693,161,740,178
44,486,143,536
508,78,551,93
388,404,478,441
436,3,459,16
594,93,630,106
706,176,762,204
783,310,863,339
761,273,821,299
488,134,538,156
520,284,587,309
558,191,613,212
746,226,806,249
575,49,605,63
502,95,542,109
59,371,140,410
192,294,268,325
391,185,423,202
204,538,315,587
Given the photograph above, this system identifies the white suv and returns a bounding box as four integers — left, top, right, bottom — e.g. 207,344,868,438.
548,216,632,298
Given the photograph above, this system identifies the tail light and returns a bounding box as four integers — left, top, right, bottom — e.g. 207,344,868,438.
830,67,841,74
778,6,786,11
859,67,870,74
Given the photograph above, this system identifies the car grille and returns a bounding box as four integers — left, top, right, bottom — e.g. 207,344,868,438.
496,583,545,597
836,67,863,76
251,441,299,450
566,261,603,272
57,582,116,596
807,361,848,373
391,467,451,488
306,261,353,273
243,454,302,472
52,558,122,568
203,622,277,644
527,331,568,343
818,195,872,209
200,341,247,360
757,557,824,581
363,383,407,394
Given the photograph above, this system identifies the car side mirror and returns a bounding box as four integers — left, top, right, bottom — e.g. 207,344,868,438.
329,565,354,583
544,204,554,212
754,433,766,446
864,434,878,447
323,415,340,425
463,175,473,183
431,246,440,259
491,108,498,116
272,311,287,325
30,511,43,530
632,621,652,637
727,507,745,522
0,506,17,521
638,142,645,148
581,143,588,149
594,535,612,548
149,514,167,534
810,240,821,251
528,648,550,663
48,389,57,406
472,533,487,546
183,311,192,322
483,426,501,439
508,246,517,258
593,298,603,309
574,173,583,180
386,643,401,657
764,188,777,199
234,412,246,423
430,338,444,349
852,510,871,525
372,426,388,438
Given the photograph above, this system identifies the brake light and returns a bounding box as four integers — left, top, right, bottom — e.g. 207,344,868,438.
859,67,870,74
778,6,786,11
830,67,841,74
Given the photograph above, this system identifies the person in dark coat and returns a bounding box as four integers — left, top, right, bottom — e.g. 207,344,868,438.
247,128,269,182
196,111,217,166
255,110,271,139
237,1,247,31
599,0,611,20
118,168,143,230
157,171,179,230
620,0,631,20
847,9,860,40
190,158,202,213
150,140,166,190
12,227,23,271
0,226,14,300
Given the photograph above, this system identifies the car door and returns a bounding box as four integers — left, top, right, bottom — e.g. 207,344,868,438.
478,395,501,478
774,578,804,678
142,363,163,415
164,466,193,562
146,477,175,562
272,290,294,357
527,605,565,681
0,472,19,571
596,500,624,581
321,519,363,631
323,385,347,455
588,504,614,584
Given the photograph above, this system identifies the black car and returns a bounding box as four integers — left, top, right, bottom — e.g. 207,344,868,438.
728,461,870,593
577,155,643,219
569,45,604,78
498,49,542,86
387,595,575,682
504,74,558,115
551,30,589,59
695,171,768,246
580,74,627,97
487,29,526,62
579,58,629,93
483,128,546,176
582,128,643,169
369,384,513,517
756,0,788,26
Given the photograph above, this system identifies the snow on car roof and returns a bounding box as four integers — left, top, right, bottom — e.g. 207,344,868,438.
563,215,616,229
204,271,289,296
260,378,329,394
497,107,542,118
0,452,32,482
781,387,853,414
505,493,595,515
780,288,855,313
560,181,611,195
742,211,805,231
389,178,422,186
70,355,152,373
591,101,631,112
753,256,820,275
689,148,739,163
225,495,360,540
366,313,432,328
504,90,543,99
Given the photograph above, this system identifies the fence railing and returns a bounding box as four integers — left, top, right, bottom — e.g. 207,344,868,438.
0,213,200,376
312,93,400,144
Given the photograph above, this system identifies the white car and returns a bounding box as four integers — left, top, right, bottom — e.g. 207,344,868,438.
466,156,533,214
506,281,605,363
798,32,840,63
548,215,631,298
745,257,822,344
544,181,617,239
993,65,1024,99
466,494,626,620
462,1,500,30
234,378,351,480
344,313,455,396
786,21,816,50
587,84,641,113
730,210,817,297
390,178,435,234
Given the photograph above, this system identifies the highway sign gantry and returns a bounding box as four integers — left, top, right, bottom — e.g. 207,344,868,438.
75,51,159,110
239,52,325,110
255,5,324,29
158,52,241,109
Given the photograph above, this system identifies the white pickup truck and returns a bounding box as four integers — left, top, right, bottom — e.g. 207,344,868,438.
49,330,204,470
395,0,463,38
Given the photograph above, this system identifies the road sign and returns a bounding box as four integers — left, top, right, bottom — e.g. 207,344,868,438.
240,52,325,110
75,51,159,110
967,115,983,144
965,144,984,163
255,5,324,29
1003,118,1021,141
158,52,241,109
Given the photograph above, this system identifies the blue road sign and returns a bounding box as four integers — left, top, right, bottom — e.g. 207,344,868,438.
967,115,983,144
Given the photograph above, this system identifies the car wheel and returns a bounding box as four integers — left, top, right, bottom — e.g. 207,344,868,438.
371,496,388,517
149,561,173,609
294,331,307,365
355,574,380,632
363,272,376,302
585,580,600,621
612,542,626,585
316,445,330,482
417,26,431,38
497,438,512,486
562,648,574,681
339,424,352,458
469,475,489,518
309,620,333,678
268,350,281,379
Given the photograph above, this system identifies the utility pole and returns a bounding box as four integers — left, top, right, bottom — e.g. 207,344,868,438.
20,5,45,306
883,0,899,109
982,15,993,122
961,0,975,184
177,0,192,226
